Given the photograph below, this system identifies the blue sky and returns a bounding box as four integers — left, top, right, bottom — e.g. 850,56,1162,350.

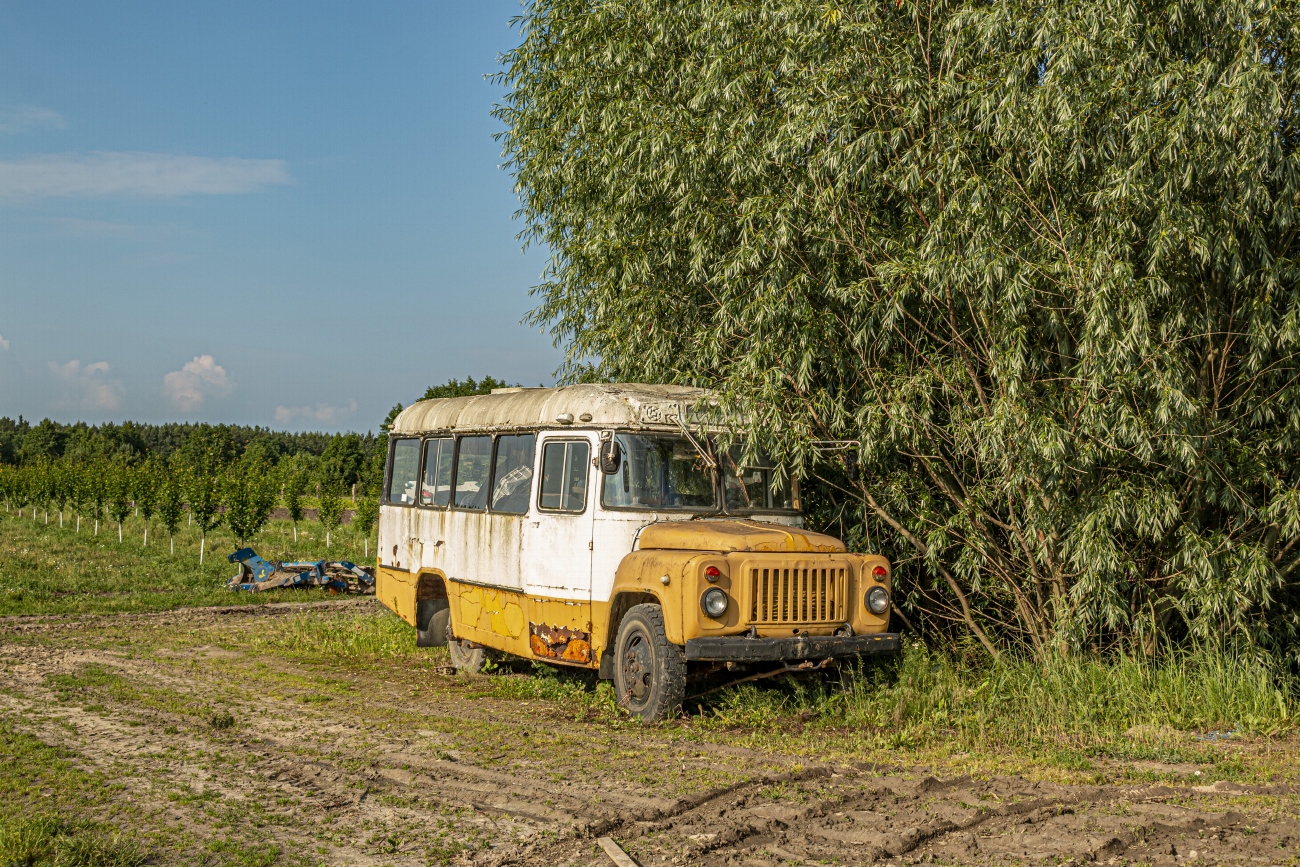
0,1,559,432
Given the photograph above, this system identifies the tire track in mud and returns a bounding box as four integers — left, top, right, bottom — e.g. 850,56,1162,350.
0,640,799,864
4,606,1300,866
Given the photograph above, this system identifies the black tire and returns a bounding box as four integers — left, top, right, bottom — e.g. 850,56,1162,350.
416,599,449,648
449,638,488,673
612,604,686,723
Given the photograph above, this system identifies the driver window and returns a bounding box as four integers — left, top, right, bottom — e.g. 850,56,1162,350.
538,441,589,512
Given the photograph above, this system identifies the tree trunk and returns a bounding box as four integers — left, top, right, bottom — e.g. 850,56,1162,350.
293,522,297,542
200,532,206,565
364,537,368,557
59,511,63,528
170,535,174,556
94,519,98,536
143,525,148,547
118,522,122,543
76,515,81,533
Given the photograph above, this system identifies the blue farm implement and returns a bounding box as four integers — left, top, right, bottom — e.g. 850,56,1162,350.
227,547,375,594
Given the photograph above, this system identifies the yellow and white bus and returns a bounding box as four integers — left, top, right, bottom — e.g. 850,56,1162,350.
375,384,899,721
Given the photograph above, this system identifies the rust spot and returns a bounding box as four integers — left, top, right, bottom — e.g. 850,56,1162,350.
528,622,592,664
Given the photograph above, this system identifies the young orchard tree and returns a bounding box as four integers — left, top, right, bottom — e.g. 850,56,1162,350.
352,496,379,559
85,462,106,537
281,463,306,543
51,462,70,528
157,468,184,556
316,486,344,550
134,459,161,547
106,462,133,544
184,450,224,566
66,464,87,533
224,461,277,547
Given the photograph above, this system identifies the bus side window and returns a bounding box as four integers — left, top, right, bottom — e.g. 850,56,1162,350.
490,433,536,514
453,435,493,510
386,438,421,505
539,441,589,512
420,437,452,507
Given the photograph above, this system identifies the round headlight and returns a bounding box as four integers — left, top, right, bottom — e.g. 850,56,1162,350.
701,587,729,619
866,585,890,615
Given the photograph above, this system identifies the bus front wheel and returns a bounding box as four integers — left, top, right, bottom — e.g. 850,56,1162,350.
613,604,686,723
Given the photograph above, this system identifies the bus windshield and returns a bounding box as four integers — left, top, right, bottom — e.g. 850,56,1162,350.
601,434,717,511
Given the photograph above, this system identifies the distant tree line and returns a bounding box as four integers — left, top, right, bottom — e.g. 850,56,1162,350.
0,377,515,563
0,417,386,496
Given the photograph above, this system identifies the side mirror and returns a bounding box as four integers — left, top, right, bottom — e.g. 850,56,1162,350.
599,439,622,474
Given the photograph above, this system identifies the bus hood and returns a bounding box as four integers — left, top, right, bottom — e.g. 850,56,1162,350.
636,520,846,554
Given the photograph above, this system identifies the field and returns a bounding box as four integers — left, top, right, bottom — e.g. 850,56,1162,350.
2,513,1299,867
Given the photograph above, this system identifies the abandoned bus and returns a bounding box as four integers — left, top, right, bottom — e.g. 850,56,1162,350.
375,384,899,721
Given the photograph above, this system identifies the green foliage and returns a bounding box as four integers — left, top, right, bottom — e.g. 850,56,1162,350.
419,376,515,401
156,463,184,541
700,644,1295,748
0,815,145,867
104,463,132,533
352,495,379,538
316,486,344,548
280,460,306,525
498,0,1300,661
319,433,367,492
223,461,277,545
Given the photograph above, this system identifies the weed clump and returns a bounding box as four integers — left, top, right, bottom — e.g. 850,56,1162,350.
208,712,235,730
0,815,145,867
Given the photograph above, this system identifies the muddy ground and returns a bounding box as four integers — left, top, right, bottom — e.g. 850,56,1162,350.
2,600,1298,866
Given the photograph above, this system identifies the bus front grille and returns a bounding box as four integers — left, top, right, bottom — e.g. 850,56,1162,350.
747,564,846,625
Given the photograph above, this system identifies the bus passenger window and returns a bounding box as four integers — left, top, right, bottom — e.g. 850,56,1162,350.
387,438,421,505
490,433,536,514
453,436,493,510
539,441,589,512
420,438,452,507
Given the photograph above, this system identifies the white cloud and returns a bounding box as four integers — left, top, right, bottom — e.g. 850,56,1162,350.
48,359,122,410
0,152,291,199
275,400,358,425
0,335,8,351
163,355,232,411
0,106,66,135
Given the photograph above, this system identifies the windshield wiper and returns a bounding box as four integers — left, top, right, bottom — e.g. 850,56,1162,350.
673,414,717,470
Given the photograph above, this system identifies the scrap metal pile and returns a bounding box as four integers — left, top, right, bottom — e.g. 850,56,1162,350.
227,547,375,594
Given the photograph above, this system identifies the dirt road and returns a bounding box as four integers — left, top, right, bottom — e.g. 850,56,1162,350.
2,601,1297,866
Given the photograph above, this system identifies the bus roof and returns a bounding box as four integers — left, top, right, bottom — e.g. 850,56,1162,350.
389,383,720,435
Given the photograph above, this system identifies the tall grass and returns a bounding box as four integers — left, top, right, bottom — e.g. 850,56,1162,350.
247,608,430,661
0,816,144,867
701,643,1297,748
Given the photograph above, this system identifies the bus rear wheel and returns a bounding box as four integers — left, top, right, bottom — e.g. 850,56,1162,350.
416,599,449,648
449,638,488,673
613,604,685,723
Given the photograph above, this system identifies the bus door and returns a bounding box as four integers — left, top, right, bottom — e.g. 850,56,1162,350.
520,435,596,661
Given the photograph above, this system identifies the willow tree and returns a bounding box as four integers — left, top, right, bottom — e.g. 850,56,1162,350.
497,0,1300,659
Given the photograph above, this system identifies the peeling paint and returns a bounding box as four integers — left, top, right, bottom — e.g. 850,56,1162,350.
528,622,592,663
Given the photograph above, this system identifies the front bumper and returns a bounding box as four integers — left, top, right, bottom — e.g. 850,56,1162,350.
684,632,901,662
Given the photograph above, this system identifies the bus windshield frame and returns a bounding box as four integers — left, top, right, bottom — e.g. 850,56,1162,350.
599,432,798,515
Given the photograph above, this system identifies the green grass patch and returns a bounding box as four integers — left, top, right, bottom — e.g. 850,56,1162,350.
0,513,373,616
246,607,425,661
692,643,1297,752
0,815,145,867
